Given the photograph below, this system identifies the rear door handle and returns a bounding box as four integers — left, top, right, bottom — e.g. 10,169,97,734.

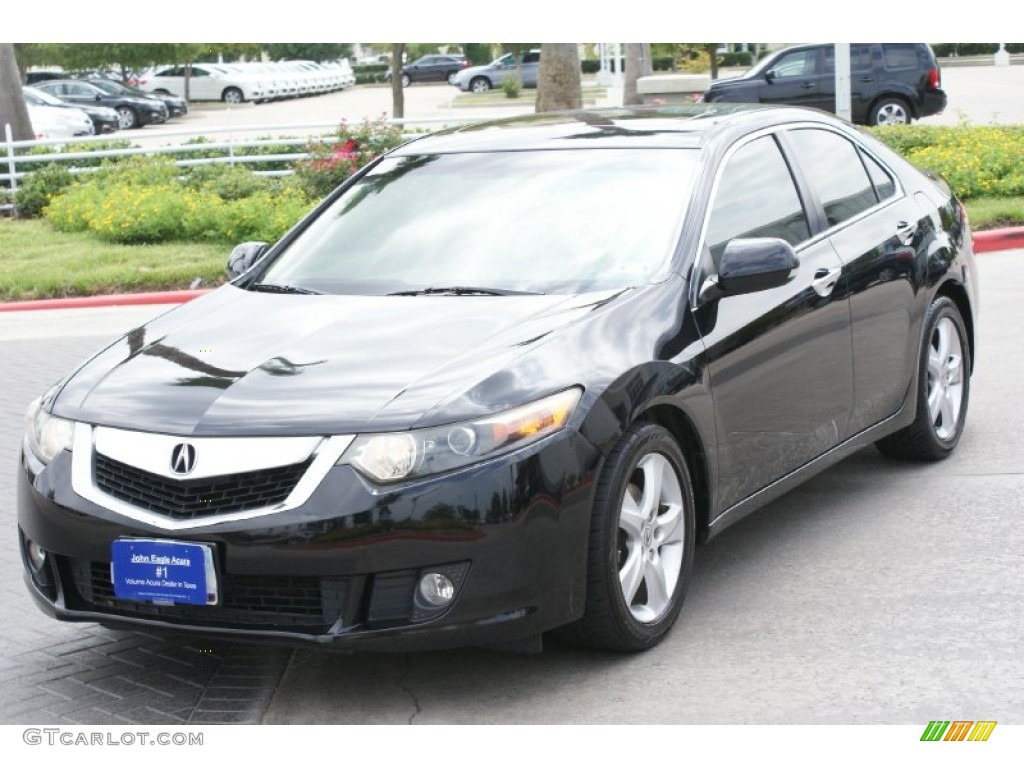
800,82,815,90
812,267,842,298
896,220,918,245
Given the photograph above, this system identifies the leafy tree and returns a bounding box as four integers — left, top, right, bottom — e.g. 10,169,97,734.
462,44,493,66
262,44,352,62
536,43,581,113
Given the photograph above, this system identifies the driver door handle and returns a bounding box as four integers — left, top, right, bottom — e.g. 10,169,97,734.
812,267,842,298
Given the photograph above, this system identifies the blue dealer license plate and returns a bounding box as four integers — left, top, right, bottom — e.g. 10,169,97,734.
111,539,218,606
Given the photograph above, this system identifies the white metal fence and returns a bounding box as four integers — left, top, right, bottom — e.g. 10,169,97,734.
1,115,495,211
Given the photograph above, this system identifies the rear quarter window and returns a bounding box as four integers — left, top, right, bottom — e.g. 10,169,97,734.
882,44,919,70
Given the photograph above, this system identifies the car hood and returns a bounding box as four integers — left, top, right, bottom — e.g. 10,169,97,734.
51,284,627,436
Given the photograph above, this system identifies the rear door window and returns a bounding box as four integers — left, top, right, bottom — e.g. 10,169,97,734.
786,129,879,227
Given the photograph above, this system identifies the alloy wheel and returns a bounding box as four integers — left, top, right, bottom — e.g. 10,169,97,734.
927,316,964,440
616,453,685,623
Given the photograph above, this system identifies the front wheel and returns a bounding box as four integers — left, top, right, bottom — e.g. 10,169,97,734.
557,423,696,651
870,96,912,126
222,87,244,105
470,76,491,94
115,106,137,130
877,296,970,460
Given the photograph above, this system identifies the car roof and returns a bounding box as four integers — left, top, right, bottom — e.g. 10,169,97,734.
393,105,850,155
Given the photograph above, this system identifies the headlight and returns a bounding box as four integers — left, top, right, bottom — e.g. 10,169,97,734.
24,397,75,464
342,388,582,483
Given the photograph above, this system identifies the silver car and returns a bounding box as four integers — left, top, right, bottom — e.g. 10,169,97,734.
453,50,540,93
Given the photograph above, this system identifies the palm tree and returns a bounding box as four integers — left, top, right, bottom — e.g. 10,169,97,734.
0,43,33,142
536,43,582,113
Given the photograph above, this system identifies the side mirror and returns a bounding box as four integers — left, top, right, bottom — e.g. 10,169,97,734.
226,241,269,279
764,69,777,83
95,94,103,101
699,238,799,303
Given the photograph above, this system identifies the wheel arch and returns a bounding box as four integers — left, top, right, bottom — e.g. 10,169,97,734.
635,403,713,544
935,278,976,373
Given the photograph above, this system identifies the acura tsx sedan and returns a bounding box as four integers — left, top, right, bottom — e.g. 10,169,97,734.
18,106,977,653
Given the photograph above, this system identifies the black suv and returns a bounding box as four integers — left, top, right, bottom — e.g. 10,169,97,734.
702,43,946,125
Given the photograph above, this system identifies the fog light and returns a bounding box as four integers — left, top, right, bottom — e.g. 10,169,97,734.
418,572,455,607
26,540,47,573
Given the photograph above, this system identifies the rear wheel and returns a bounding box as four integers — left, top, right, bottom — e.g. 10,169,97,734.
446,71,459,85
877,296,970,460
401,73,411,88
557,423,695,651
870,96,912,126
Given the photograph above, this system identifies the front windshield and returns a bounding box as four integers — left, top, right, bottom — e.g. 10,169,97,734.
258,148,697,295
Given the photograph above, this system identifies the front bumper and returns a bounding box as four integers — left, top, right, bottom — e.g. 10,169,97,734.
18,428,600,651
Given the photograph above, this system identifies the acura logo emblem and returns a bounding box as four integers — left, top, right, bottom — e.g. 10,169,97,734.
170,443,197,475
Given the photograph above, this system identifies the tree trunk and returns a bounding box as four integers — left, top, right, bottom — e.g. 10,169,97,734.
390,43,404,120
705,44,720,80
0,43,34,142
623,43,652,106
536,43,582,113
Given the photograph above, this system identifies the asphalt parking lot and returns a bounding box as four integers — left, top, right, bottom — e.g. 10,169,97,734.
1,249,1021,725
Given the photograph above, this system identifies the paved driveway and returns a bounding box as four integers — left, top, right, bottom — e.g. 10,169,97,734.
2,251,1022,725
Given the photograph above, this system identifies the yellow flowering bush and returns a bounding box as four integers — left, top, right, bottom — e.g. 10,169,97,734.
43,157,314,245
871,125,1024,199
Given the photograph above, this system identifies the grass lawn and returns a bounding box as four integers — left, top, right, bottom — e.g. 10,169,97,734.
1,195,1021,302
0,219,230,302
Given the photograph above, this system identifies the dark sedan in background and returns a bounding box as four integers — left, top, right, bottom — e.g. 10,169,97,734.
390,54,469,87
19,106,976,654
33,79,167,129
88,78,188,119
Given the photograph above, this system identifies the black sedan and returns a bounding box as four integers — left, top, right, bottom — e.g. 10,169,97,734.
18,106,977,653
390,54,468,87
88,78,188,119
33,79,167,129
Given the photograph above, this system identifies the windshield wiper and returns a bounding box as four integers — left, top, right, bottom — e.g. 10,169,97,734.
387,286,543,297
250,283,322,295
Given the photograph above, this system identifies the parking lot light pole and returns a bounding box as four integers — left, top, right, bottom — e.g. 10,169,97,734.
835,43,852,122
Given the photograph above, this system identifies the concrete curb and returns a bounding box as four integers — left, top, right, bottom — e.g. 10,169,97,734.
0,228,1021,314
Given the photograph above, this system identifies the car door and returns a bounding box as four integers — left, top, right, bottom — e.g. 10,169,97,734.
820,44,876,119
780,126,931,435
188,66,217,100
758,48,826,109
521,51,541,87
694,133,854,510
49,82,95,108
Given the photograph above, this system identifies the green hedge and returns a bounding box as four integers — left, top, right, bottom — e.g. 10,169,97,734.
931,43,1023,57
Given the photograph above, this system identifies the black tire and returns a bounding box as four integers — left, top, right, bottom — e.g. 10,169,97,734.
222,87,244,105
557,422,696,651
877,296,970,461
470,76,491,94
869,96,912,126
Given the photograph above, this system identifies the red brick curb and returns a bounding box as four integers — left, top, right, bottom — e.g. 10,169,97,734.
0,289,210,313
973,227,1024,253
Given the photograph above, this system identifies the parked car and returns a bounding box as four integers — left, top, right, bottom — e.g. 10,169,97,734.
390,54,469,87
23,87,114,135
19,105,976,653
136,64,264,104
700,43,947,125
33,79,166,130
452,50,540,93
89,77,188,118
24,102,93,139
